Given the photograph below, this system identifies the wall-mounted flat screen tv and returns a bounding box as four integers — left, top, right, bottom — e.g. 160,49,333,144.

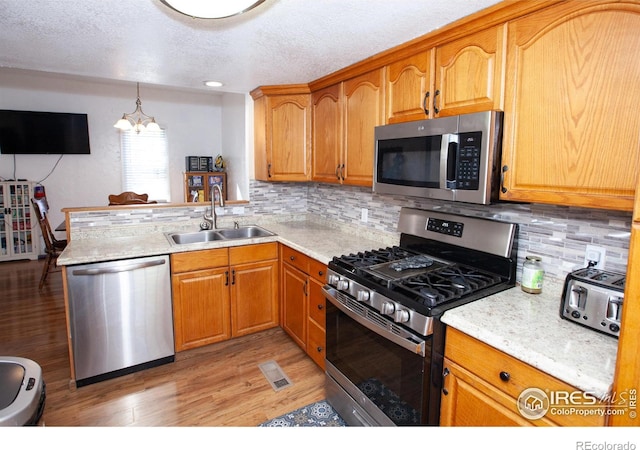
0,109,91,155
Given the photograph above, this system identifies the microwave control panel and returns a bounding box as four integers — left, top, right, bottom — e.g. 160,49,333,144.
455,131,482,190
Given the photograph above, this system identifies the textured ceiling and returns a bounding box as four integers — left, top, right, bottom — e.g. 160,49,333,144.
0,0,502,94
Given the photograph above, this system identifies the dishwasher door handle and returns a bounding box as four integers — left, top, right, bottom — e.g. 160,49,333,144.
71,258,166,276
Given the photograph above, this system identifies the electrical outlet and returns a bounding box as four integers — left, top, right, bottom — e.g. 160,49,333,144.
584,245,606,269
361,208,368,223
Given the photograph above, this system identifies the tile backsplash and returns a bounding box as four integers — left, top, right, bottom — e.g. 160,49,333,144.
67,179,631,284
254,181,632,282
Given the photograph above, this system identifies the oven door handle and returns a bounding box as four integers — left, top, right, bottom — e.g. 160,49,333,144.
323,286,426,356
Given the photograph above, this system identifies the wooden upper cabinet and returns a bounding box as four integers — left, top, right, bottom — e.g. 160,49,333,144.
385,51,433,123
500,1,640,210
251,86,312,182
342,69,384,186
434,25,505,117
312,84,343,183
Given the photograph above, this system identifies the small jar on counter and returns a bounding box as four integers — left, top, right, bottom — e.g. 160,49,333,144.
521,255,544,294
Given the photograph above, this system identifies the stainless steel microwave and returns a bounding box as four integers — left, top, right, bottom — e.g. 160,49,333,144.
373,110,503,205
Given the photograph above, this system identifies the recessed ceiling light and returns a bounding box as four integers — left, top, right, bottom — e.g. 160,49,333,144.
160,0,266,19
204,81,223,88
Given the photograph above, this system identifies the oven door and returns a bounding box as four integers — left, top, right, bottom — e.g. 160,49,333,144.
324,286,438,426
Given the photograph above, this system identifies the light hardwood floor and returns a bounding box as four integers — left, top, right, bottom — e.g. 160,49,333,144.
0,259,326,426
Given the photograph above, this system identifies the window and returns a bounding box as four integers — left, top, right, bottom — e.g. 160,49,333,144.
120,129,170,202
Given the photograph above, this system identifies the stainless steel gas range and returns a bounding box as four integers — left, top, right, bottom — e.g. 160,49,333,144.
323,207,518,426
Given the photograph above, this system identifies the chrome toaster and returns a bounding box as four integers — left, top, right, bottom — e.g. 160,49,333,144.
560,267,625,338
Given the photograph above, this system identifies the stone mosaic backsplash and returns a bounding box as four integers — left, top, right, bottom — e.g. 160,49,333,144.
67,179,632,283
256,181,632,282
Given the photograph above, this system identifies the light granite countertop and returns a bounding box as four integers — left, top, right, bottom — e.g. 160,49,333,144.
58,216,618,399
57,216,399,266
441,279,619,398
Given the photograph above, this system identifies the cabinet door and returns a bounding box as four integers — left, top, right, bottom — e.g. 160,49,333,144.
501,2,640,210
312,84,343,183
281,262,308,350
0,182,37,261
386,51,432,123
230,259,279,337
343,69,384,187
434,25,505,117
171,267,231,352
266,94,312,181
440,359,549,426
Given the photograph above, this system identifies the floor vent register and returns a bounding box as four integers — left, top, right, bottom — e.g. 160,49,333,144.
258,360,293,392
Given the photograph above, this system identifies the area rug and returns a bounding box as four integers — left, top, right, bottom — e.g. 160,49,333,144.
259,400,347,427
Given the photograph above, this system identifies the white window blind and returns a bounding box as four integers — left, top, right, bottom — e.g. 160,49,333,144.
120,129,170,202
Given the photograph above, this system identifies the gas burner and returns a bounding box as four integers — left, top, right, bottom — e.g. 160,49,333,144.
391,265,502,308
335,246,416,269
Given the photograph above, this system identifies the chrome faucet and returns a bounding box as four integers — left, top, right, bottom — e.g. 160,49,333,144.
202,184,224,230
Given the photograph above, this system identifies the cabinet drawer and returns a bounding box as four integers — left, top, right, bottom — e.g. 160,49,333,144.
308,279,326,327
307,320,326,370
309,259,327,284
445,328,606,426
281,245,310,273
229,242,278,265
170,248,229,273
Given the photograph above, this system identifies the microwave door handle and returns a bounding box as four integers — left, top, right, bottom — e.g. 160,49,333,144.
440,134,458,189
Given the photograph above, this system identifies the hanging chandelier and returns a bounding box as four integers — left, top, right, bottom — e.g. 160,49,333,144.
113,83,160,134
160,0,266,19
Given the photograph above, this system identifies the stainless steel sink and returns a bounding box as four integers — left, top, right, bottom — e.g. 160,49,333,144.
167,230,225,245
216,226,275,239
166,226,275,245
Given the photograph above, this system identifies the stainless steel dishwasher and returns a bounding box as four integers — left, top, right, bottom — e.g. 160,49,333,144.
66,254,174,387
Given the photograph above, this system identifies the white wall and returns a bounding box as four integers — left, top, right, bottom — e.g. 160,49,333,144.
0,69,249,229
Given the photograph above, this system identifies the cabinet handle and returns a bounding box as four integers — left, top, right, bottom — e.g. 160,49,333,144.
423,91,430,115
225,270,229,286
303,280,308,296
335,165,341,180
340,164,345,181
267,163,272,178
433,89,440,115
501,165,509,193
232,269,236,285
499,371,510,382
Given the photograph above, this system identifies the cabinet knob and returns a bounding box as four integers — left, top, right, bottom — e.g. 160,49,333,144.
317,304,324,310
499,371,510,382
290,255,295,261
316,346,323,353
318,270,324,277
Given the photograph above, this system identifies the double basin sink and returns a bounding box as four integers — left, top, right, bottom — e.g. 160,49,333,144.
166,225,276,245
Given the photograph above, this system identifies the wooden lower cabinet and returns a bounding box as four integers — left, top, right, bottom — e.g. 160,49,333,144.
280,245,327,369
171,243,279,352
441,328,606,427
172,266,231,351
281,262,308,349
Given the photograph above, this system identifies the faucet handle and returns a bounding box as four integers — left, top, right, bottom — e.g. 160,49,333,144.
200,221,211,230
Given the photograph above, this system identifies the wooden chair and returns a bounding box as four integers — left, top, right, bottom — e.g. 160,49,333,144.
31,198,68,289
108,191,157,205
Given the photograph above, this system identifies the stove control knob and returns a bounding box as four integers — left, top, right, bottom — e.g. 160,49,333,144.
327,274,340,286
380,302,395,315
394,309,410,323
356,290,370,302
336,279,350,291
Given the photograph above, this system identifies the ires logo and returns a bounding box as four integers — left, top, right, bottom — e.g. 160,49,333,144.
517,387,632,420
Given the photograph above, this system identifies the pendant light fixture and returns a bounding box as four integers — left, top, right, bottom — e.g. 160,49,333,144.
113,83,161,134
160,0,266,19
